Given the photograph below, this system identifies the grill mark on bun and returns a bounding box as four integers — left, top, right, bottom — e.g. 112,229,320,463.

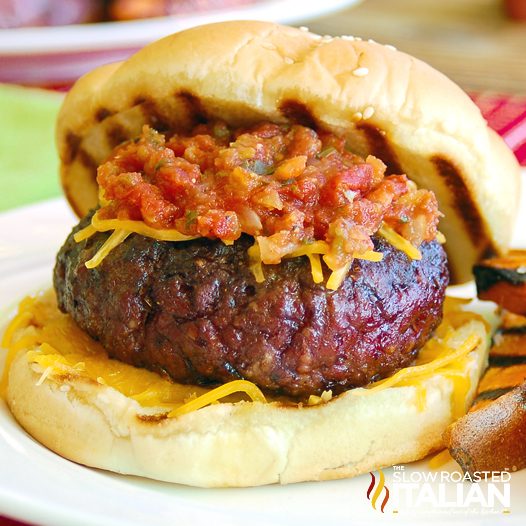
473,386,514,404
133,95,147,106
78,148,97,170
431,155,486,248
140,100,170,131
177,90,208,125
107,122,130,149
356,123,402,175
279,100,317,128
95,107,113,122
133,95,171,130
136,413,168,423
64,131,81,165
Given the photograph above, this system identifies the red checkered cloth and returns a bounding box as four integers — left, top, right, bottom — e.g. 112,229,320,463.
471,92,526,166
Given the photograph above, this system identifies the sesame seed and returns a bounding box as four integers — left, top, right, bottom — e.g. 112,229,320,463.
385,44,397,51
311,33,322,40
352,67,369,77
368,38,376,44
59,385,71,392
354,37,363,41
299,26,309,32
284,57,294,65
322,34,333,40
341,35,355,41
262,42,276,50
353,112,363,120
363,106,375,119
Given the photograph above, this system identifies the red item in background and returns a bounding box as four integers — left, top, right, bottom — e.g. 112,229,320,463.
470,92,526,166
504,0,526,20
110,0,257,20
0,0,102,28
0,517,35,526
0,48,140,86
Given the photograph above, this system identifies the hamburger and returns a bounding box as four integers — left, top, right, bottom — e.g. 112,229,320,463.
1,21,521,487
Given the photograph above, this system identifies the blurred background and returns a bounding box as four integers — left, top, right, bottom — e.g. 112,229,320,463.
0,0,525,212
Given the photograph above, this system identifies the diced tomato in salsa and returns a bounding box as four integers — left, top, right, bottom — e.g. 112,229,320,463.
97,122,440,269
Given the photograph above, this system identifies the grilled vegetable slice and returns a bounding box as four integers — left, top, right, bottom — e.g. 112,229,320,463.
474,250,526,315
471,323,526,410
446,313,526,473
445,381,526,474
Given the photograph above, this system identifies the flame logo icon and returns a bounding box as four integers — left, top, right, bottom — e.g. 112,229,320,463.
367,469,390,513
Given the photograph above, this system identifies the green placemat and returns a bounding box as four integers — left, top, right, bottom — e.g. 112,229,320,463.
0,84,64,212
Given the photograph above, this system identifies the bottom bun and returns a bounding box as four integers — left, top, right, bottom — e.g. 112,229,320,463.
4,291,488,487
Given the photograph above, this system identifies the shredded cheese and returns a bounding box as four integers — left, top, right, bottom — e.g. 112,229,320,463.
307,253,323,283
0,296,40,397
436,232,446,244
1,311,32,350
288,241,330,258
353,250,384,263
76,211,197,269
85,230,130,269
91,213,196,242
355,334,480,395
73,225,97,243
352,328,482,418
307,390,333,406
248,241,265,283
287,242,383,288
168,380,267,417
440,369,472,418
378,224,422,260
76,212,423,290
326,262,352,290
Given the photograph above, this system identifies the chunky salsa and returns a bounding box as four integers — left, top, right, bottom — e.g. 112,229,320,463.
94,121,441,284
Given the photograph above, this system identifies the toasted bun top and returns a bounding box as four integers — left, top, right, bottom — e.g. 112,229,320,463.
56,21,521,283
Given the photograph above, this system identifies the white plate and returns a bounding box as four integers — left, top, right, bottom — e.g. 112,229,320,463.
0,0,360,53
0,182,525,526
0,0,361,85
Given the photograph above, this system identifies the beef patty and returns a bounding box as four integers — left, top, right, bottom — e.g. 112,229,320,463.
54,213,449,398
